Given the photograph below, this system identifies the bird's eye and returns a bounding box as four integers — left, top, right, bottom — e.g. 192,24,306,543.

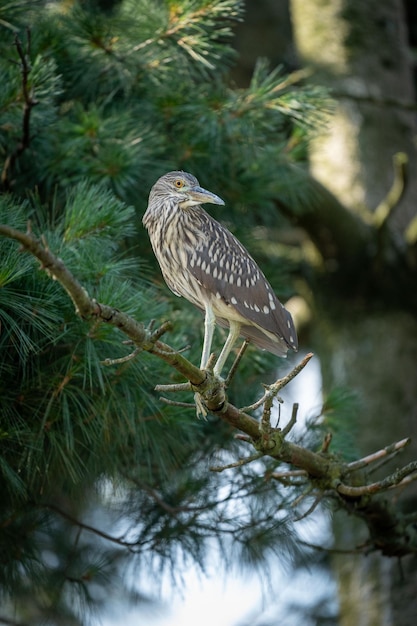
174,179,184,189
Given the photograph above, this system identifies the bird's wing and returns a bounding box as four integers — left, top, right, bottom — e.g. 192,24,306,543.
187,211,297,351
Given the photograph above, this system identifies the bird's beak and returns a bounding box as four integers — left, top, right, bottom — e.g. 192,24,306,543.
188,186,225,206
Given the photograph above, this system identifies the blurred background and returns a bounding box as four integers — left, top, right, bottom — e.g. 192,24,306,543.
0,1,416,624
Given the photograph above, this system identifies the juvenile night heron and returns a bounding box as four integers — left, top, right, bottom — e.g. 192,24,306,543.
143,171,298,379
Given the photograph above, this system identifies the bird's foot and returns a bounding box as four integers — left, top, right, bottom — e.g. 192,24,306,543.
194,392,208,419
192,371,227,419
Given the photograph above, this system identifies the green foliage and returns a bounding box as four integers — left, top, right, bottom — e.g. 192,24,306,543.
0,0,333,622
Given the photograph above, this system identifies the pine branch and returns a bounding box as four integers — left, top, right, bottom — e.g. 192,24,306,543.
0,221,336,476
1,223,417,557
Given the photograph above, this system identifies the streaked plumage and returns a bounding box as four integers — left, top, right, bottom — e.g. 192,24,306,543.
143,171,297,376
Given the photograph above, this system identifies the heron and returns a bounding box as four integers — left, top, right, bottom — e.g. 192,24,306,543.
143,171,298,382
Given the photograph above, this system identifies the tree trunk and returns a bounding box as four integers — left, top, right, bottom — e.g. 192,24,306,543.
290,2,417,624
316,309,417,626
290,0,417,233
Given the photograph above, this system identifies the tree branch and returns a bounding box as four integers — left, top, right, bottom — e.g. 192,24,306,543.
1,223,417,556
337,462,417,497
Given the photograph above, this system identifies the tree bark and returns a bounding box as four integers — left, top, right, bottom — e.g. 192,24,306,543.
289,2,417,624
290,0,417,233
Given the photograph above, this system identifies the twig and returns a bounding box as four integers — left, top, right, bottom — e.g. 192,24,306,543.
240,353,314,414
234,434,252,443
160,397,195,408
282,403,299,436
290,485,314,509
260,383,276,435
101,347,142,366
239,385,281,414
199,352,217,373
269,468,308,487
293,492,324,521
321,432,332,453
149,320,173,341
337,461,417,497
151,345,185,357
298,539,371,555
270,469,308,480
155,382,192,392
210,452,263,472
224,340,249,387
345,438,410,473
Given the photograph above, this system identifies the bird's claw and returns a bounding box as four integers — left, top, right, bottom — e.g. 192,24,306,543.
194,392,208,419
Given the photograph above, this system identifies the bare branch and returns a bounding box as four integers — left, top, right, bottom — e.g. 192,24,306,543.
293,492,324,521
155,382,192,393
298,539,371,556
160,397,195,408
282,402,299,436
320,432,333,453
270,469,308,480
240,353,314,414
345,438,411,473
224,339,249,386
210,452,263,473
101,346,142,366
338,461,417,497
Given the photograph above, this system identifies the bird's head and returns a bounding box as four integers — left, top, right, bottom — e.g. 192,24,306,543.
149,171,225,211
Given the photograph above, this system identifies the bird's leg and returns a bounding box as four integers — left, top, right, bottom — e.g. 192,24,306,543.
193,304,216,418
200,304,216,369
213,321,241,377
